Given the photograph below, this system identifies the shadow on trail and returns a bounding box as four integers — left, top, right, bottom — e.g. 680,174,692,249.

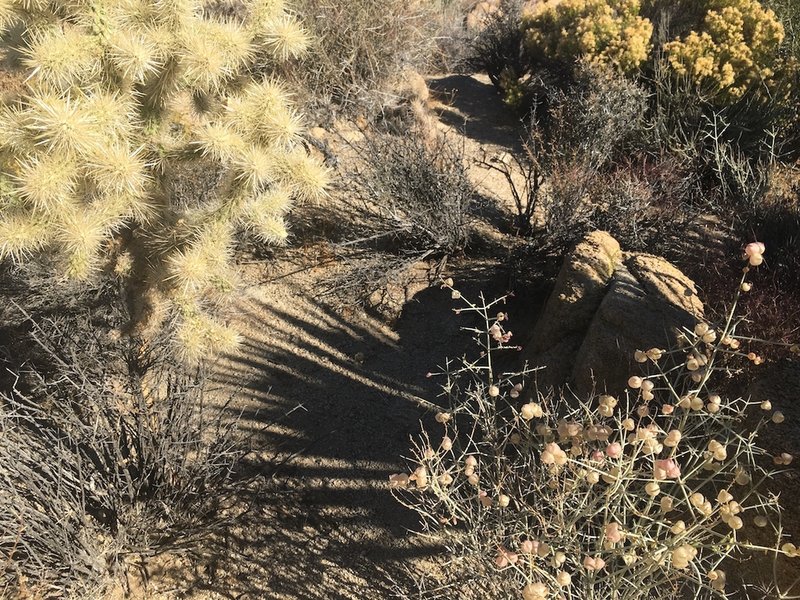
428,74,524,150
167,259,546,599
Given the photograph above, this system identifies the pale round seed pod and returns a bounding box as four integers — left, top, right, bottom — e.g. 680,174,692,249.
694,322,709,336
734,468,751,486
622,418,635,431
642,390,655,402
690,396,704,411
645,482,661,497
441,436,453,451
586,471,600,485
754,515,768,527
553,551,567,567
707,402,721,414
641,379,654,392
438,472,453,486
498,494,511,508
727,516,744,530
662,404,675,415
708,569,726,591
671,521,686,535
522,582,548,600
691,493,705,508
664,430,681,447
488,385,500,397
556,571,572,587
467,473,479,486
646,348,664,361
435,412,451,424
772,411,785,424
717,489,733,504
598,403,613,417
465,456,478,468
741,282,752,292
660,496,674,512
634,350,648,363
761,400,772,411
521,402,543,420
628,376,643,389
745,242,766,257
414,466,428,488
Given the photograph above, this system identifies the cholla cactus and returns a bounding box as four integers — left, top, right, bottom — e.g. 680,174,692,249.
523,0,654,74
664,0,787,102
394,246,800,599
0,0,328,359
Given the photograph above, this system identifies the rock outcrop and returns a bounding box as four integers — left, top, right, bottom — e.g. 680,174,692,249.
524,231,703,396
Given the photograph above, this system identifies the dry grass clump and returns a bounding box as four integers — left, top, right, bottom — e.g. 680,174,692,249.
317,130,475,307
282,0,440,120
0,303,244,598
393,247,800,599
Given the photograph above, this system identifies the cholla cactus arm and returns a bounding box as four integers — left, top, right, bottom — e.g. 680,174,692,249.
0,0,329,360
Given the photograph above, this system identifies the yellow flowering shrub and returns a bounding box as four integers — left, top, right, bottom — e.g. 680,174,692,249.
664,0,787,101
523,0,654,74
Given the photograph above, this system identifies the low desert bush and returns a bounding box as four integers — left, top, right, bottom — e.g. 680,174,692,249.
0,306,243,597
484,65,698,254
491,0,798,156
319,130,474,306
661,0,787,104
523,0,654,75
393,246,800,599
468,0,529,90
285,0,438,119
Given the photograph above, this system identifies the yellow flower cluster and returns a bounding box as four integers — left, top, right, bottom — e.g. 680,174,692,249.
524,0,653,74
664,0,786,101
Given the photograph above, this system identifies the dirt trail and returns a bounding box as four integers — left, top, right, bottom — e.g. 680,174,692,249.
124,75,539,599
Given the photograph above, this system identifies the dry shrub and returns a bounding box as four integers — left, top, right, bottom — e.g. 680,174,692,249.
0,299,243,597
393,258,800,599
319,130,475,306
284,0,439,119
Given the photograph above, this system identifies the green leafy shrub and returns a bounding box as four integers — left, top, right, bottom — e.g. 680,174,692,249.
394,255,799,599
0,0,328,360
